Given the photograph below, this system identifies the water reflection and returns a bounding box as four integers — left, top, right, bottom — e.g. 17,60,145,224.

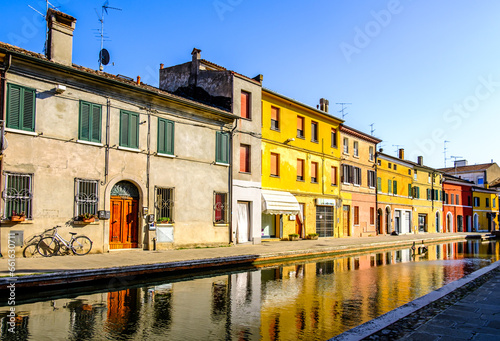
1,240,498,341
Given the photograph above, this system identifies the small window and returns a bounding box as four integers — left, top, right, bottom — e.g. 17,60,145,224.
270,152,280,177
297,116,305,138
120,110,139,148
477,177,484,185
158,118,174,155
75,178,99,217
354,206,359,225
331,129,337,148
311,121,318,142
367,170,375,188
369,146,374,161
79,101,102,143
388,163,392,169
331,166,337,186
414,169,418,180
215,131,230,164
239,144,251,173
311,161,318,183
494,198,496,208
241,91,251,119
428,173,431,183
377,159,382,166
393,164,397,170
474,197,480,207
408,169,412,175
486,198,490,208
343,138,349,154
353,141,359,157
4,173,33,219
455,194,459,205
271,106,280,130
155,187,174,223
6,83,36,132
297,159,304,181
214,192,228,224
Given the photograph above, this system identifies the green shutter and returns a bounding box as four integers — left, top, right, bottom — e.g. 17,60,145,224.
158,118,174,155
120,110,139,148
79,101,90,140
440,190,443,201
377,177,382,192
408,184,412,197
7,84,35,132
388,179,392,194
120,111,129,146
216,131,229,164
79,101,101,143
130,113,138,148
417,187,420,199
91,104,101,142
393,180,397,195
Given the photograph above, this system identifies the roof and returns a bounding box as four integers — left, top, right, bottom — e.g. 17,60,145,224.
199,59,262,85
442,173,475,185
0,41,237,119
340,124,382,144
438,163,495,173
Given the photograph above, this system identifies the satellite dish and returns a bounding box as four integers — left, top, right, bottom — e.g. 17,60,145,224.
99,48,110,66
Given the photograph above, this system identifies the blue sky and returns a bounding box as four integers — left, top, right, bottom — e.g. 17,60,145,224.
2,0,499,168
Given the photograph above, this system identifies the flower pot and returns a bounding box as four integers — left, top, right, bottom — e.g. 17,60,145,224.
10,216,25,222
82,218,95,223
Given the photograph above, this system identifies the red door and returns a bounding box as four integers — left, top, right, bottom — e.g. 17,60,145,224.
110,196,139,249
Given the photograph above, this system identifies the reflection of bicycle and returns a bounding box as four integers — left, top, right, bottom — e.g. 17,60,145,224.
22,228,56,258
37,226,93,257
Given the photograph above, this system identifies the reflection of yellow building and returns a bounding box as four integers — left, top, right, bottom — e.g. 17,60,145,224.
472,187,498,231
376,151,413,234
261,90,343,238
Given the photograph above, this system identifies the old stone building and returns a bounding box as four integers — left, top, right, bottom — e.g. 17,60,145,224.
0,9,238,254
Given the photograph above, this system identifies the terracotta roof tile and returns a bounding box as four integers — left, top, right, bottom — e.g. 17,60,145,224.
438,163,495,173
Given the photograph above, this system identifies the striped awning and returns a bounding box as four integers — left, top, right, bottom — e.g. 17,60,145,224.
261,190,300,215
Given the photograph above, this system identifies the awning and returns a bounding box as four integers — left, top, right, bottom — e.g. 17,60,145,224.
262,190,300,215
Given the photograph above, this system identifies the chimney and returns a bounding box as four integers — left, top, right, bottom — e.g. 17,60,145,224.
189,48,201,87
455,160,468,167
160,63,164,70
319,98,329,113
136,76,141,85
398,148,404,160
46,9,77,66
253,74,263,83
417,156,423,166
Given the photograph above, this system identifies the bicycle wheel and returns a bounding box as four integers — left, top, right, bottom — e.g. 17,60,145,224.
71,236,92,255
37,237,60,257
23,243,41,258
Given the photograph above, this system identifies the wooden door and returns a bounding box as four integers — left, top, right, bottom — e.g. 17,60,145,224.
343,205,350,237
295,203,304,237
110,196,139,249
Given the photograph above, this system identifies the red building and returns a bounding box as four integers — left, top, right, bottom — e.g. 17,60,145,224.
442,175,474,232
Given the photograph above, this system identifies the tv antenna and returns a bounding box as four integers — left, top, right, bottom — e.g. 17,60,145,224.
28,0,59,54
443,140,450,167
393,144,403,156
369,123,375,136
95,0,121,71
336,102,351,119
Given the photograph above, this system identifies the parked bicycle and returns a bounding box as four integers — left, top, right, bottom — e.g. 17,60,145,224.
37,226,93,257
22,227,56,258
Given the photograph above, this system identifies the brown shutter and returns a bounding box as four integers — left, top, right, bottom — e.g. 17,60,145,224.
241,91,250,119
271,107,279,121
271,153,279,176
240,145,250,172
331,166,337,185
297,159,304,178
311,162,317,179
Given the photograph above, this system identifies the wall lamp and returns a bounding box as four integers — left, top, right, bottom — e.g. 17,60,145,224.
54,84,66,94
285,138,295,144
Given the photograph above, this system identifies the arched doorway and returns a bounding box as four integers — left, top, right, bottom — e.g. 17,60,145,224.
377,208,383,235
435,211,440,233
473,213,479,231
446,213,453,233
110,181,140,249
385,207,391,234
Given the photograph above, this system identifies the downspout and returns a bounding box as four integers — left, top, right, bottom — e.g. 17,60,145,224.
101,97,110,253
0,54,11,222
229,120,238,244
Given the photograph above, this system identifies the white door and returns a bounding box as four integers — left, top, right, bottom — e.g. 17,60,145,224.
237,202,250,243
404,211,411,234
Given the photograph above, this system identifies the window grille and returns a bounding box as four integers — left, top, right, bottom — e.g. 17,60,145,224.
155,187,174,223
214,192,228,224
4,173,33,219
75,179,99,216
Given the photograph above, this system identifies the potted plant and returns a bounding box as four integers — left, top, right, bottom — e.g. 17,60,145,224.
157,217,171,224
78,213,97,223
306,233,319,240
9,211,26,222
288,233,299,241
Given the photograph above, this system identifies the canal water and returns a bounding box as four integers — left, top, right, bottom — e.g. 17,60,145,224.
1,240,499,341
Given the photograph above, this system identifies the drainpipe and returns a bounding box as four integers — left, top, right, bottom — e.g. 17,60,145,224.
101,97,110,186
229,121,238,245
0,54,11,220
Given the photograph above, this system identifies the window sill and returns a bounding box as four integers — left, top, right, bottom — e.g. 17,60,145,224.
297,179,304,182
331,184,337,186
214,223,229,227
343,152,350,156
77,140,104,147
311,140,319,144
157,153,176,158
5,128,38,136
297,135,305,140
156,223,174,227
215,162,230,167
270,175,280,178
311,181,318,184
353,155,359,159
239,171,251,175
270,128,280,132
1,219,33,224
353,184,360,187
118,146,141,153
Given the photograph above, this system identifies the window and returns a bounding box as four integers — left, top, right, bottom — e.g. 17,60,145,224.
388,163,392,169
494,198,496,208
408,184,412,198
214,192,228,224
393,164,397,170
367,170,376,188
270,152,280,176
6,83,36,132
297,116,304,138
155,187,174,223
468,196,471,206
474,197,480,207
378,159,382,166
377,177,382,192
393,180,398,195
445,193,449,204
354,206,359,225
369,146,374,161
331,166,337,185
428,173,431,183
75,178,99,217
413,186,420,198
456,194,459,205
353,141,359,157
215,131,230,164
486,198,490,208
240,91,251,119
414,169,417,180
370,207,375,225
79,101,102,143
408,169,412,175
120,110,139,148
341,165,360,185
240,144,251,173
271,106,280,130
311,121,318,142
158,118,174,155
331,129,337,148
4,173,33,219
353,167,361,186
388,179,392,194
297,159,304,181
343,138,349,154
311,161,318,183
477,177,484,185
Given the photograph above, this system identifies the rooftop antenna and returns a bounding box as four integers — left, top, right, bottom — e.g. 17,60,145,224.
443,140,450,167
95,0,121,71
336,102,352,120
450,156,462,175
369,123,375,136
28,0,59,55
392,144,403,156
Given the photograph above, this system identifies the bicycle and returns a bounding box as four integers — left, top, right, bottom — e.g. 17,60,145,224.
37,225,93,257
22,227,57,258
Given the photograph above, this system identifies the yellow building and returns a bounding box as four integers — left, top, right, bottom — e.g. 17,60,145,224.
376,151,413,234
472,187,498,231
408,156,443,233
261,90,343,239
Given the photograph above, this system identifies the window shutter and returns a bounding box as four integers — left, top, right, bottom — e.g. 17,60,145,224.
80,101,90,141
22,88,35,131
91,104,101,142
331,166,336,185
377,177,382,192
129,113,139,148
7,84,35,131
7,84,21,129
427,189,431,200
165,120,174,155
120,111,129,146
393,180,397,194
241,91,250,119
417,187,420,198
388,179,392,194
408,184,412,197
297,159,304,178
216,132,229,164
311,162,317,180
297,116,304,131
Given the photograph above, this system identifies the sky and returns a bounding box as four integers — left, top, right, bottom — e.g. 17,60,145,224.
1,0,499,169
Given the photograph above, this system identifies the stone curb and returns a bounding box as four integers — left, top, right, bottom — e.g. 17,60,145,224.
329,260,500,341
